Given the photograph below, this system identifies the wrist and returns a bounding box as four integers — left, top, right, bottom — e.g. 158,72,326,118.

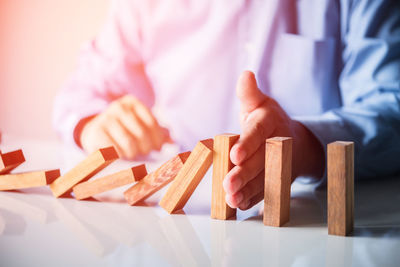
292,120,325,180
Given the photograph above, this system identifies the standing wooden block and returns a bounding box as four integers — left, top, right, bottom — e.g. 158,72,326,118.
0,169,60,190
328,141,354,236
0,149,25,175
211,134,239,220
124,152,191,205
49,146,118,198
263,137,292,227
160,139,213,213
72,164,147,200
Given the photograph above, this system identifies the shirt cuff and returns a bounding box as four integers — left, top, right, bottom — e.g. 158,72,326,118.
53,98,109,150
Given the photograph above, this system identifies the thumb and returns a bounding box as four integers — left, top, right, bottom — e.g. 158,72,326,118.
236,71,266,114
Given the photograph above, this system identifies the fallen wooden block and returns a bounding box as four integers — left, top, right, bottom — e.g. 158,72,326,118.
328,141,354,236
0,169,60,191
72,164,147,200
124,152,191,205
159,139,213,213
49,146,118,198
211,134,239,220
0,149,25,175
264,137,292,227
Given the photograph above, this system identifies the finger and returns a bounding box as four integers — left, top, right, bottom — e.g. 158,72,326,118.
224,144,265,195
117,108,153,154
127,98,167,150
161,127,174,144
225,171,264,209
117,96,154,153
239,191,264,210
236,70,266,114
104,118,139,159
230,107,275,165
82,125,114,154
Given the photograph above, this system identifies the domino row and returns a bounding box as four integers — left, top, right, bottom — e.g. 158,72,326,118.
0,134,354,236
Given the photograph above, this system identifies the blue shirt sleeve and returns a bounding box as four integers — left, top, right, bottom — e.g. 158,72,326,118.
297,0,400,180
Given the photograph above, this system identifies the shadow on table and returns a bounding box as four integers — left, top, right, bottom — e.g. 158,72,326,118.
352,226,400,238
243,176,400,232
352,176,400,238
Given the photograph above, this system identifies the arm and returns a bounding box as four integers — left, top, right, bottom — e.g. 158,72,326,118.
53,0,168,158
299,0,400,179
224,0,400,210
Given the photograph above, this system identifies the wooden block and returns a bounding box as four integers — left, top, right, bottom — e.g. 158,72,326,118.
263,137,292,227
72,164,147,200
328,141,354,236
0,169,60,191
0,149,25,175
124,152,191,205
160,139,213,213
211,134,239,220
49,146,118,198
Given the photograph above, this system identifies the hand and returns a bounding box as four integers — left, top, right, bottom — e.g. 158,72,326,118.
78,95,171,159
223,71,325,210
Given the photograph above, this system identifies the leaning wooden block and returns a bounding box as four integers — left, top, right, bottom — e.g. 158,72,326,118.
160,139,213,213
211,134,239,220
264,137,292,227
124,152,191,205
0,149,25,175
328,141,354,236
0,169,60,191
49,146,118,198
73,164,147,200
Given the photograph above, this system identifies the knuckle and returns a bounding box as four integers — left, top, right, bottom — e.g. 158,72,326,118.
101,112,115,123
253,121,267,140
107,102,123,114
121,95,137,106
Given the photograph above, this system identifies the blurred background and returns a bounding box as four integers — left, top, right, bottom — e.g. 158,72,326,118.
0,0,110,140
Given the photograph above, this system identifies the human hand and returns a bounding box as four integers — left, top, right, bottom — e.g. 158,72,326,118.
223,71,325,210
79,95,171,159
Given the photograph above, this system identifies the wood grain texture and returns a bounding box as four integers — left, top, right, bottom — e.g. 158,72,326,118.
159,139,213,213
0,149,25,175
328,141,354,236
211,134,239,220
124,152,191,205
49,146,118,198
0,169,60,190
72,164,147,200
264,137,292,227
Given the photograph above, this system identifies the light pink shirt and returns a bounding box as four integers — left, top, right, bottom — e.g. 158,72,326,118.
54,0,339,151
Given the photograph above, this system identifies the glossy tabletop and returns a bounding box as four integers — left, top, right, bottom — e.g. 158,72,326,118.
0,135,399,267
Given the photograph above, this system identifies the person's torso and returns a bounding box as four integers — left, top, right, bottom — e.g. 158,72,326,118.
132,0,342,149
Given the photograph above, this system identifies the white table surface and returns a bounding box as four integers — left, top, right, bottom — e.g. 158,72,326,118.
0,134,399,267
